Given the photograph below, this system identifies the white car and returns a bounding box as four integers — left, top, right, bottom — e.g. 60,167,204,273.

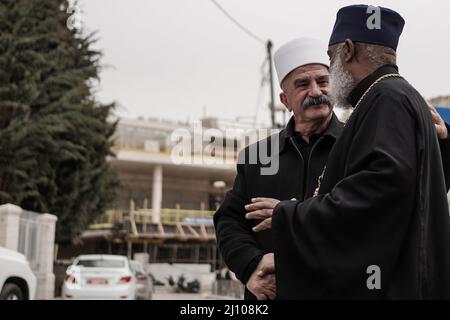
0,246,37,300
62,254,137,300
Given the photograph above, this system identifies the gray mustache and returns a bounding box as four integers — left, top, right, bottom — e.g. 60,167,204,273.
303,94,331,109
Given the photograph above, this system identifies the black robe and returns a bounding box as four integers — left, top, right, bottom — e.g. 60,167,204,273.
272,65,450,299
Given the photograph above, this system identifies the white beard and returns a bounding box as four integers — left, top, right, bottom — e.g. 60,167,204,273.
329,50,354,109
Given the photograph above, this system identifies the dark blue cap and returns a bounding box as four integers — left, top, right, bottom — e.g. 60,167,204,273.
329,4,405,51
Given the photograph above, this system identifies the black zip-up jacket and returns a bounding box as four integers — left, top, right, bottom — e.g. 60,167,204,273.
214,114,342,299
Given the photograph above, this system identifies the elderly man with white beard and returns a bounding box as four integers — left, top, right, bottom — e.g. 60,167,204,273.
215,33,450,299
263,4,450,299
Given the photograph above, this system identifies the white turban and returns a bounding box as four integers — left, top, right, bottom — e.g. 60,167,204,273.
274,37,329,86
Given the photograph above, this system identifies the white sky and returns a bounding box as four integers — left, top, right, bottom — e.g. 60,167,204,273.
77,0,450,126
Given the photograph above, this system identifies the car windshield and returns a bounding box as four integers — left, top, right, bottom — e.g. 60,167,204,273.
76,259,125,268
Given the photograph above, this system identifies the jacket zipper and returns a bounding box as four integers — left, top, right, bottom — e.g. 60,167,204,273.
290,136,324,200
305,137,323,197
289,137,305,201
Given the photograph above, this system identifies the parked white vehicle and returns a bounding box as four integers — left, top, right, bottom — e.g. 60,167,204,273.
0,246,37,300
62,254,136,300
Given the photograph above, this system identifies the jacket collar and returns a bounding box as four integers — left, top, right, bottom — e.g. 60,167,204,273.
347,64,399,107
278,112,343,154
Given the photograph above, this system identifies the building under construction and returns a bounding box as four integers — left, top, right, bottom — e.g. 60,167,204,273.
57,116,271,271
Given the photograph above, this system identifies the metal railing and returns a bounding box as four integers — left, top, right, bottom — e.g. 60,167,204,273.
89,210,124,229
90,208,214,226
89,208,216,240
111,146,239,162
132,208,214,225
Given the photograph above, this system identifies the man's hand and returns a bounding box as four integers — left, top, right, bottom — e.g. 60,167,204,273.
246,253,276,300
428,102,448,139
257,252,275,276
245,197,280,232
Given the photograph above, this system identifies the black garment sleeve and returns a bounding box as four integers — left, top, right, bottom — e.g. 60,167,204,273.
272,93,418,298
214,162,264,285
438,122,450,191
241,254,264,285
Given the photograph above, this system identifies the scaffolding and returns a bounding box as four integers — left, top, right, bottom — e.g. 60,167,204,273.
85,208,223,270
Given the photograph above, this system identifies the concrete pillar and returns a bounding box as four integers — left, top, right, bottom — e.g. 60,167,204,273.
143,198,149,233
152,244,158,262
175,204,181,223
143,241,148,254
127,240,132,260
0,204,22,251
152,165,163,223
143,198,148,209
35,213,58,300
129,198,135,212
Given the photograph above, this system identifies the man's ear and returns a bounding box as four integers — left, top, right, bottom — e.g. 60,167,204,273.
343,39,355,63
280,92,292,112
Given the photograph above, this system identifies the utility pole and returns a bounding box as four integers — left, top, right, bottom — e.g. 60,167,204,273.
266,40,276,128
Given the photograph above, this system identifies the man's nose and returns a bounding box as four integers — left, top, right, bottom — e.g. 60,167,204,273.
308,81,322,97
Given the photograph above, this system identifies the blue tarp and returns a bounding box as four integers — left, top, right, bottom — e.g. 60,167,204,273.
436,106,450,124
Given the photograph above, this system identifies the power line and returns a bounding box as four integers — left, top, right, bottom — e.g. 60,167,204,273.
209,0,277,127
210,0,266,45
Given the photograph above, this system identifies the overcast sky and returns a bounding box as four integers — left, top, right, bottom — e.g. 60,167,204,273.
77,0,450,126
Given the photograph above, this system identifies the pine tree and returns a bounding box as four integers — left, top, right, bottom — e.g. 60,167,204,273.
0,0,118,243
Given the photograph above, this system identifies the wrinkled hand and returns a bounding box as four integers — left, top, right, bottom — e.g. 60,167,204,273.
245,197,280,232
257,252,275,277
246,253,276,300
428,102,448,139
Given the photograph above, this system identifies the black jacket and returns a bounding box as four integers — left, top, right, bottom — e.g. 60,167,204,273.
272,65,450,299
214,114,343,299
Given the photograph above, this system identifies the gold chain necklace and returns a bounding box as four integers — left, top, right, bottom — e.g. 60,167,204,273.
312,73,402,197
352,73,402,112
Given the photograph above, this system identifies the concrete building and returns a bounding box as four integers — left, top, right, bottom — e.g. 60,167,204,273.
58,116,273,271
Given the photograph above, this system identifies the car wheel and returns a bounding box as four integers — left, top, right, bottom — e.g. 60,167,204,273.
0,283,24,300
